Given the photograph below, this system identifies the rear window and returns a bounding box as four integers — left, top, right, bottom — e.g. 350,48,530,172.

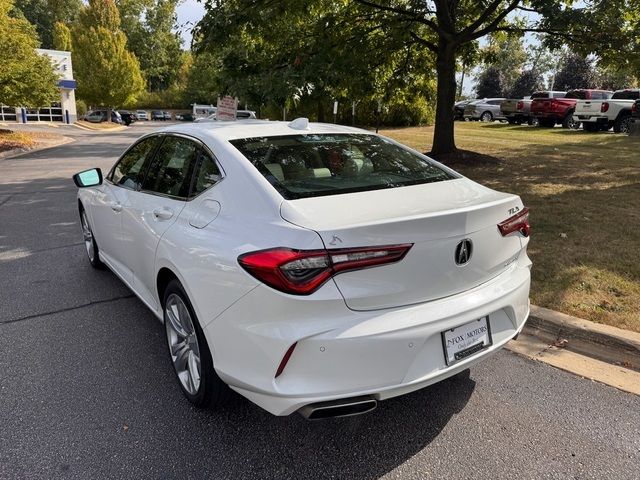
230,134,456,200
531,92,549,99
565,90,588,100
612,90,640,100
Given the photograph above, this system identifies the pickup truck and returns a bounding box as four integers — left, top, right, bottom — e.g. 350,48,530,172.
501,91,566,125
573,89,639,133
531,89,612,128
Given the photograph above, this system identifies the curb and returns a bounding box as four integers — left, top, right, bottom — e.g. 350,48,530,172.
0,136,75,160
524,305,640,372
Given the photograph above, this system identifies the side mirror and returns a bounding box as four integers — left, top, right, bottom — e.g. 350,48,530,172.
73,168,103,188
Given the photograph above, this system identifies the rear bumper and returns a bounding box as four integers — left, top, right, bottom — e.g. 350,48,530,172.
206,260,531,416
574,115,608,124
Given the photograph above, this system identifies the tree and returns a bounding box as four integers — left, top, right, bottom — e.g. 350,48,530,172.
509,70,544,98
12,0,81,49
475,67,503,98
117,0,184,91
52,21,71,51
0,0,59,106
72,0,145,112
553,52,598,90
480,33,527,96
194,1,436,122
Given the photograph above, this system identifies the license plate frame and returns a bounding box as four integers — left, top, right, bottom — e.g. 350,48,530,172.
441,316,492,366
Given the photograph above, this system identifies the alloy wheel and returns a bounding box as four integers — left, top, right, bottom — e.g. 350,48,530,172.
165,293,202,395
81,211,95,262
621,117,632,134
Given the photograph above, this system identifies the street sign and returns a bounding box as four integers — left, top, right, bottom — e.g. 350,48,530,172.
217,96,238,121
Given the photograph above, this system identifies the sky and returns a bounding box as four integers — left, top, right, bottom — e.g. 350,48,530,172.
176,0,206,47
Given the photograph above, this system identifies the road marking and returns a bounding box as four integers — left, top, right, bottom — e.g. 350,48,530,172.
507,334,640,396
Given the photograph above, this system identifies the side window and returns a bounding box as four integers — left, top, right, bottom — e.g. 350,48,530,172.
142,136,199,199
110,136,159,190
190,150,222,197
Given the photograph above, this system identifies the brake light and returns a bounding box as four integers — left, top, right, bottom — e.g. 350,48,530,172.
517,101,524,110
601,102,610,113
498,208,530,237
238,244,413,295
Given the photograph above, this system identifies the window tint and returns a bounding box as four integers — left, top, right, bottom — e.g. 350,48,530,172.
231,134,455,200
191,151,222,197
531,92,549,99
111,136,159,190
565,90,587,100
553,92,566,98
142,136,199,199
612,90,640,100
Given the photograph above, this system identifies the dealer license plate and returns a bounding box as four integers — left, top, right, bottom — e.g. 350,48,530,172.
442,317,492,365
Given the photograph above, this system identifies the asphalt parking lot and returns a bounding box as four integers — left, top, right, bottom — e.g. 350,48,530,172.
1,123,639,480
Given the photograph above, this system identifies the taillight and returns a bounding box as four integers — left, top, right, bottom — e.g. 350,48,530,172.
238,244,413,295
517,101,524,110
601,102,609,113
632,103,637,114
498,208,530,237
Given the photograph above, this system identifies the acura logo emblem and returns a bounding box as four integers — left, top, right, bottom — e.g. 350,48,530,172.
455,239,472,265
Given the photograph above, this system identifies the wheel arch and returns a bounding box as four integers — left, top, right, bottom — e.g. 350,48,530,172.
615,109,632,121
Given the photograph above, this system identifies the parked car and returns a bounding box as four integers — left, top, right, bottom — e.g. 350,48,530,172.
72,119,531,418
453,100,471,120
501,91,566,125
162,111,172,121
118,110,138,126
151,110,166,121
573,89,639,133
633,98,640,120
136,110,149,121
175,112,195,121
84,110,123,124
463,98,506,122
531,89,612,128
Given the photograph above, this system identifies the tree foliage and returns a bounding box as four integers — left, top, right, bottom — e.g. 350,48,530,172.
553,52,598,90
0,0,59,106
72,0,145,108
509,69,544,98
194,1,437,123
52,21,72,51
475,67,503,98
12,0,81,49
117,0,184,91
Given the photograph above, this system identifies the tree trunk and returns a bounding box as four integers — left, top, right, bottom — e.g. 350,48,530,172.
317,97,326,122
431,41,458,155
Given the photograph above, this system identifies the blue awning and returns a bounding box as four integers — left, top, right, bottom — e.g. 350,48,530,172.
58,79,77,89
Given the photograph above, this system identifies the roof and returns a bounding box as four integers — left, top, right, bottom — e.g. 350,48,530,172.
158,119,369,142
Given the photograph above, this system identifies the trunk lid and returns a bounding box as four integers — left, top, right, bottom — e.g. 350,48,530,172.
280,179,525,311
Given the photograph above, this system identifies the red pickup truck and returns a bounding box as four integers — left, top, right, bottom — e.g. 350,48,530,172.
531,89,613,128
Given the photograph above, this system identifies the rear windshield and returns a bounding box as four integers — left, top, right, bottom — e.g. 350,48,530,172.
531,92,552,99
565,90,588,99
612,90,640,100
230,134,456,200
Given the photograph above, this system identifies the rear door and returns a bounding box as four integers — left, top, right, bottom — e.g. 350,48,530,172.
119,134,201,309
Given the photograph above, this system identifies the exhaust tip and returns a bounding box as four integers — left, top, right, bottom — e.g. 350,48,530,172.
299,396,377,420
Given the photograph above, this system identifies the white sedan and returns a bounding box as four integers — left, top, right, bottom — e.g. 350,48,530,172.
73,119,531,419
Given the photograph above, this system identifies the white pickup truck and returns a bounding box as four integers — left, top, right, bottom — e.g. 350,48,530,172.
573,89,639,133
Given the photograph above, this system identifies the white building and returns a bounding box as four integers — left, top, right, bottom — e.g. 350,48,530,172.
0,49,78,123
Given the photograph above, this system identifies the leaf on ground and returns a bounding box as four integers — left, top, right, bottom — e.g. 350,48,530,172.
553,338,569,348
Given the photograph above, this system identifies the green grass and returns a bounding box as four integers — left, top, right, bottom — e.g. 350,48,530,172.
382,122,640,332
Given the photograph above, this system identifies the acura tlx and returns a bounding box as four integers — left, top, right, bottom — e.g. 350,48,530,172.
73,118,531,419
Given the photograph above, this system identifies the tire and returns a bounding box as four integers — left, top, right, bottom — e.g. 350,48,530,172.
528,117,539,126
79,207,104,269
583,123,599,132
163,279,230,408
614,114,632,134
562,112,580,129
538,118,555,128
480,111,493,122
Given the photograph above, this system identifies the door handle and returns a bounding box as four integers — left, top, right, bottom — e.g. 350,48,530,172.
153,207,174,221
110,202,122,213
